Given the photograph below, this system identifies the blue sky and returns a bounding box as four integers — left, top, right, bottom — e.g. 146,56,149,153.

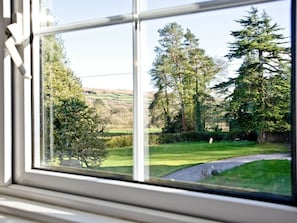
41,0,291,90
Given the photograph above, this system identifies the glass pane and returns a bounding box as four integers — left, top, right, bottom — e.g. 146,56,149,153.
143,0,292,199
40,0,132,27
39,24,133,178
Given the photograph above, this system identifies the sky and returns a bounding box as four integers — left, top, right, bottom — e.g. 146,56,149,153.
41,0,291,91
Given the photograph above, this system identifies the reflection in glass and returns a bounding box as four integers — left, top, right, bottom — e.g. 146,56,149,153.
144,1,292,197
39,25,133,178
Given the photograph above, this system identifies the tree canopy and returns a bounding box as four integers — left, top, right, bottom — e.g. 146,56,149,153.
149,22,222,133
42,34,107,167
215,7,291,143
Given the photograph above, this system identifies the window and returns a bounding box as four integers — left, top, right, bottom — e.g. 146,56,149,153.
4,0,296,222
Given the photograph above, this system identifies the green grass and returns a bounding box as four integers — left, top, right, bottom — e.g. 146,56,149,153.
98,141,289,177
107,129,133,134
107,128,162,134
201,160,291,196
91,93,133,103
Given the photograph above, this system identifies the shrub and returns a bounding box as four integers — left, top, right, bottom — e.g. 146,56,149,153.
106,135,133,148
148,132,236,145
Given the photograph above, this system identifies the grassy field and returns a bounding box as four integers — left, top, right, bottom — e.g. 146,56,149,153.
201,159,291,195
107,128,162,134
82,88,291,195
99,141,289,177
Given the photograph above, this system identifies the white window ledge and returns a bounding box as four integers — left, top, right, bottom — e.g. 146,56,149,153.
0,213,39,223
0,185,220,223
0,194,134,223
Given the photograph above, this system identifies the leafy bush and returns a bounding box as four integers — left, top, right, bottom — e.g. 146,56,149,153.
106,135,133,148
149,132,236,145
103,131,288,148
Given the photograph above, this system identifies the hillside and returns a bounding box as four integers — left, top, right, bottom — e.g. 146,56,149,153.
83,88,154,131
84,88,133,104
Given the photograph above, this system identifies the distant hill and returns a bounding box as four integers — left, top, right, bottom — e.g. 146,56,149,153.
83,88,154,131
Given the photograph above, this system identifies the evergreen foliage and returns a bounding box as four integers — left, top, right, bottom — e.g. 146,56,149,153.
215,7,291,143
41,35,107,167
149,22,222,133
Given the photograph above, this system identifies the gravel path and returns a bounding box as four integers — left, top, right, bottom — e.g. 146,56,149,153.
163,153,291,182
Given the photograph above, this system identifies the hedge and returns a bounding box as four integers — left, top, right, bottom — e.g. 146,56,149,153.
104,131,290,148
105,132,236,148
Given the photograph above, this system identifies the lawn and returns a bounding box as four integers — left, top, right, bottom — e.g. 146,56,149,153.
99,141,289,177
201,159,291,196
107,127,162,134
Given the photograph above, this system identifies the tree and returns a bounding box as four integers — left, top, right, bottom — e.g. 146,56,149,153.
183,29,221,131
215,7,291,143
53,98,107,167
149,23,184,132
149,23,221,133
42,34,108,167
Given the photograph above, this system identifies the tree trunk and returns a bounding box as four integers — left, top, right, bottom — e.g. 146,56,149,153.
195,78,202,132
257,129,266,144
165,88,171,128
181,103,187,132
195,99,202,132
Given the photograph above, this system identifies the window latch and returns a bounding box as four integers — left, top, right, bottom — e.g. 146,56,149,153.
5,13,32,79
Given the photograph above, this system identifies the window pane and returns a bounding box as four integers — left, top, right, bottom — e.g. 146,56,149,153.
40,0,132,27
35,0,294,205
38,24,133,178
144,0,293,199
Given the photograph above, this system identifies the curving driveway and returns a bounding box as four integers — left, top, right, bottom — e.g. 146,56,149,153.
163,153,291,182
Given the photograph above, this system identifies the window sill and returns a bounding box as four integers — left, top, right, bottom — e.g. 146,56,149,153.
0,185,219,223
0,194,135,223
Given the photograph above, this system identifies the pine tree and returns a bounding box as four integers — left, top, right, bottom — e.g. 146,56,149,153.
149,22,220,133
216,7,291,143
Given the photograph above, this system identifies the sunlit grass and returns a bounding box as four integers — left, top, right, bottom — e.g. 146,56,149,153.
107,129,133,134
148,141,287,165
107,128,162,134
98,141,289,177
201,160,291,196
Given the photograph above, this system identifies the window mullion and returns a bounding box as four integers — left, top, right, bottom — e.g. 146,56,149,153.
138,0,279,21
38,14,133,36
133,0,146,182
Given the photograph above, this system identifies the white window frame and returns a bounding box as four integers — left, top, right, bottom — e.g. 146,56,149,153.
0,0,12,187
0,0,295,222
